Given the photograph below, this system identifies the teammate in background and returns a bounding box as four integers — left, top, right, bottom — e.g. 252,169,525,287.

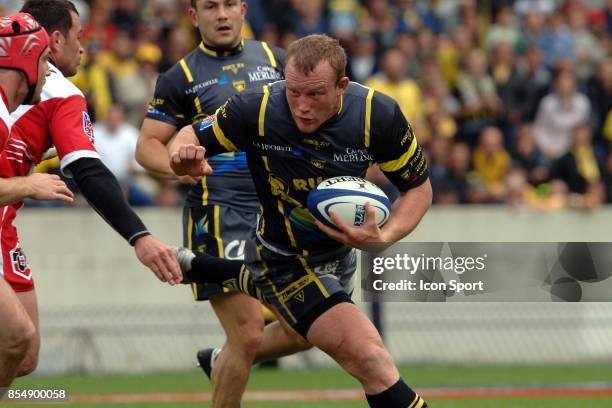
171,35,432,408
136,1,298,405
2,0,182,382
0,12,75,391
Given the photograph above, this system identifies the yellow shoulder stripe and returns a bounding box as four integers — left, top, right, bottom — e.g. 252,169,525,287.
262,42,277,69
179,58,194,83
379,136,418,172
364,88,375,148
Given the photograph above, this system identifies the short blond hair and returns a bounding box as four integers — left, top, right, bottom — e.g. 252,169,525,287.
286,34,347,83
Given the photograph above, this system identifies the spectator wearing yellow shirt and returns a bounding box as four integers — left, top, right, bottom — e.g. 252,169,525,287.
365,48,427,141
473,126,511,200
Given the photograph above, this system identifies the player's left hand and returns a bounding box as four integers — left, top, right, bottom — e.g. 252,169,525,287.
134,235,183,285
315,203,386,252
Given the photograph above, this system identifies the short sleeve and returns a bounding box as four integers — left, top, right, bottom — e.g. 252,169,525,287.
145,71,186,128
48,95,100,173
370,94,429,192
192,91,259,157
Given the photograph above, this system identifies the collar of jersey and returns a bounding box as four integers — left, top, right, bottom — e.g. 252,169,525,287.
199,40,245,58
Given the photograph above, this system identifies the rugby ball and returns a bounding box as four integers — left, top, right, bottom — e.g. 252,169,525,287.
307,176,391,229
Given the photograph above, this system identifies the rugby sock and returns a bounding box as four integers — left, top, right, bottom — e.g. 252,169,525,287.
187,253,243,285
365,379,426,408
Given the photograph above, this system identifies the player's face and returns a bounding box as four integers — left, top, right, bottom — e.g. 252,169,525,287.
54,11,84,77
285,60,349,134
31,48,51,104
191,0,246,49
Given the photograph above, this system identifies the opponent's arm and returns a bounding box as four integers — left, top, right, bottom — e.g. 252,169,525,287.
0,173,73,206
67,157,182,285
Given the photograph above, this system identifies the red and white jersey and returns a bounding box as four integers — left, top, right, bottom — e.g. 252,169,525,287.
0,88,10,148
0,89,31,291
0,63,100,292
8,62,99,178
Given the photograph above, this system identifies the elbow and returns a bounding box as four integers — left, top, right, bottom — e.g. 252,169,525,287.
135,136,147,167
412,177,432,210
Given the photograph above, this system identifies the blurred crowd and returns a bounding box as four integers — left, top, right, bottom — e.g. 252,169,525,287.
3,0,610,210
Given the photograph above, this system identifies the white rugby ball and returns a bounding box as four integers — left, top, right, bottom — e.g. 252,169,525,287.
307,176,391,229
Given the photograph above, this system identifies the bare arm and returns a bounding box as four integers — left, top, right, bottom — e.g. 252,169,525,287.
0,173,74,206
168,125,212,178
317,179,432,251
167,124,200,156
379,178,432,243
136,118,178,178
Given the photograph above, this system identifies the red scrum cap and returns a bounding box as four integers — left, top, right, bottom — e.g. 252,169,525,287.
0,13,49,99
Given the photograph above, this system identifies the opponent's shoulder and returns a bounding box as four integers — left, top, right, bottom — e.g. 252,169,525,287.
41,64,84,101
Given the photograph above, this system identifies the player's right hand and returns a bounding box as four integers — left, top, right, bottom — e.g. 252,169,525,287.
26,173,74,204
134,235,183,286
169,144,212,177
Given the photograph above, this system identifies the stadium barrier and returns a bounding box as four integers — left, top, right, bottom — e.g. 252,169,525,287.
17,207,612,374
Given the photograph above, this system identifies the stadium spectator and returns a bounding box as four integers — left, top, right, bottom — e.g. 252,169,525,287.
472,127,512,201
439,142,472,204
394,32,420,79
366,48,426,137
490,41,523,131
96,30,143,123
512,124,549,186
585,58,612,139
159,24,195,72
289,0,327,37
456,48,501,144
512,45,552,122
568,7,606,81
533,70,591,160
94,105,154,206
328,0,361,43
346,34,378,83
550,123,606,204
397,0,443,34
486,5,521,50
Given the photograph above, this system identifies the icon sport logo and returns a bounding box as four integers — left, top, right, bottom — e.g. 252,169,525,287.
82,111,94,142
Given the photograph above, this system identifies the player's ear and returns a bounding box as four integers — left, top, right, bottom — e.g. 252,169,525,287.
241,1,248,18
188,4,199,27
337,76,349,95
49,30,64,53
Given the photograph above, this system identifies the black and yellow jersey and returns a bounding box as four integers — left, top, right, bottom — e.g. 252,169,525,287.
146,40,285,211
193,81,429,254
